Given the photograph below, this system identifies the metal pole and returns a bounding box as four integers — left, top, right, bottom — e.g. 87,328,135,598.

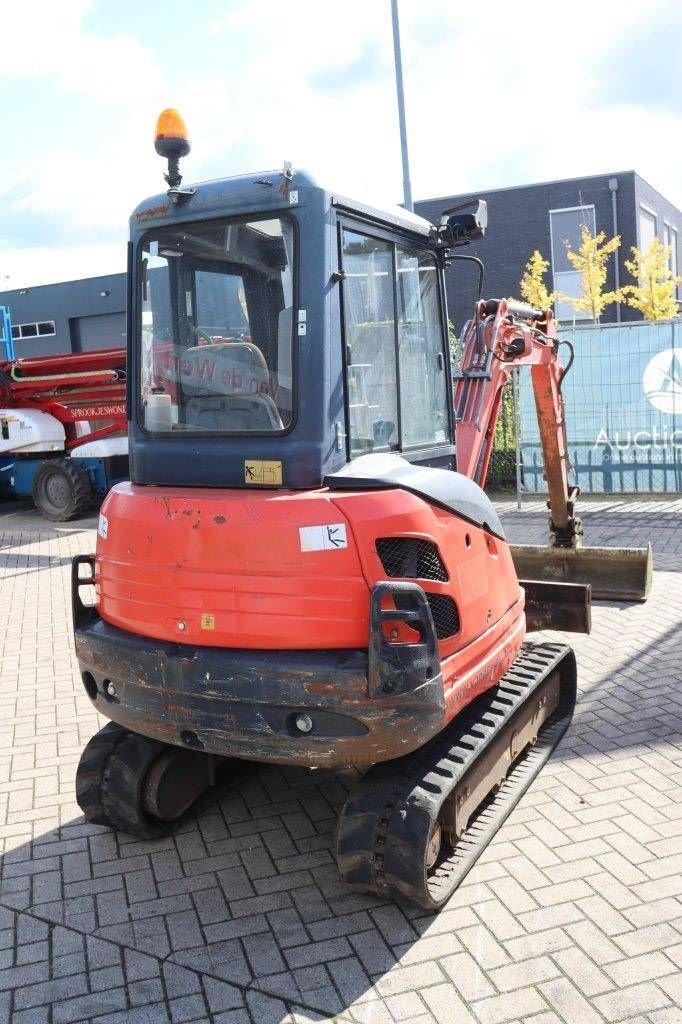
609,177,621,322
390,0,413,212
513,367,523,511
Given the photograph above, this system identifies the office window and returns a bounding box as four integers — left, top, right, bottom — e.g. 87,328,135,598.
639,206,657,251
11,320,56,339
663,223,678,276
549,206,596,321
670,226,680,301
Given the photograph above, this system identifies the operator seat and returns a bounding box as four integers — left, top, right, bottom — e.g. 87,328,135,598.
179,341,283,431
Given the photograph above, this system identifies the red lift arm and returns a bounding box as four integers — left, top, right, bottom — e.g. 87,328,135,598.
0,347,127,449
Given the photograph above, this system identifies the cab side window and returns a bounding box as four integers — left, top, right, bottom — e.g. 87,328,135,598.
341,227,449,455
397,246,448,447
342,231,399,452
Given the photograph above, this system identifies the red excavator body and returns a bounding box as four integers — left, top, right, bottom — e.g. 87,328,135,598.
83,481,524,766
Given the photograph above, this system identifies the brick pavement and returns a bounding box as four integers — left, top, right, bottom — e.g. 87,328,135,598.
0,495,680,1024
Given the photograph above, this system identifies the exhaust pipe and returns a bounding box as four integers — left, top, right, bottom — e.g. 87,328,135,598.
510,543,653,603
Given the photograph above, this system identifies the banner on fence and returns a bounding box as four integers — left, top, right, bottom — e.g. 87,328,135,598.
519,319,682,494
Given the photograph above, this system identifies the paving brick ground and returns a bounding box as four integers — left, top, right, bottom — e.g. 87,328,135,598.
0,494,680,1024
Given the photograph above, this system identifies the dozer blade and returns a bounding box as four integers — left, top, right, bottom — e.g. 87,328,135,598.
520,579,591,633
510,542,652,603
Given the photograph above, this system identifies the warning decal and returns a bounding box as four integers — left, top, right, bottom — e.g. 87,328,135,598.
299,524,348,552
244,460,283,486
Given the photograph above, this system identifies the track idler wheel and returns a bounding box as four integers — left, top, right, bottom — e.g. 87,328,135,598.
77,726,213,839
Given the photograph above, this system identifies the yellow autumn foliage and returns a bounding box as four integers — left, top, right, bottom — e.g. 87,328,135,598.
518,250,554,310
561,225,623,321
622,237,682,321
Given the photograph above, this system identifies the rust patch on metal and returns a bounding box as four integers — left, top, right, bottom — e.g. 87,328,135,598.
305,681,341,695
162,703,196,720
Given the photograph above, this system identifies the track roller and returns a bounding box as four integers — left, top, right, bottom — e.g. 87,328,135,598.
77,726,213,839
337,642,577,910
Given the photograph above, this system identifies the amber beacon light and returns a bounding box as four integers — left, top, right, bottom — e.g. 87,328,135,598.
154,108,191,193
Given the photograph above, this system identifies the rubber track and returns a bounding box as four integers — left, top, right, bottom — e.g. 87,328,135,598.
336,641,577,909
76,721,128,825
100,732,179,840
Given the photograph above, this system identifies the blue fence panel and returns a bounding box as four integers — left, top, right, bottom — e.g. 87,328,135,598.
519,319,682,494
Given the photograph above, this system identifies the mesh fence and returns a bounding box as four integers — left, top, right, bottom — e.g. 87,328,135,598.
517,319,682,494
488,382,517,490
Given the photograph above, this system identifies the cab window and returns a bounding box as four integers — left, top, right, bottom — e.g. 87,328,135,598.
342,231,398,452
139,216,294,434
341,227,449,455
396,246,449,447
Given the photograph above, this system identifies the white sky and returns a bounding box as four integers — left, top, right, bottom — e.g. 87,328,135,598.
0,0,680,288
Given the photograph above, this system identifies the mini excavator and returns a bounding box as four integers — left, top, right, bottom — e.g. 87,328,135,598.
72,111,651,909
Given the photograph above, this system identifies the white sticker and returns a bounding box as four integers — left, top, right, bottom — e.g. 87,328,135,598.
98,513,108,539
289,190,299,205
299,523,347,552
298,322,307,335
298,309,307,322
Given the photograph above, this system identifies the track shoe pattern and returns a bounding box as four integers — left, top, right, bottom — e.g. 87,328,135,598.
337,642,577,909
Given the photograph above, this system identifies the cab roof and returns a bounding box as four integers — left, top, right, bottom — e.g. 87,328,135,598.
131,167,435,239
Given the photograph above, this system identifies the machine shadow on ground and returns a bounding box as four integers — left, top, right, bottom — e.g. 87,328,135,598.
0,758,459,1020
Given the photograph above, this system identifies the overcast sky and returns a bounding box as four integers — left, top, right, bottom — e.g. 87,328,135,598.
1,0,681,288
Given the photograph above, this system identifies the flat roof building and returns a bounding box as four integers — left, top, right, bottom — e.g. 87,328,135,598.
415,171,681,330
0,273,125,358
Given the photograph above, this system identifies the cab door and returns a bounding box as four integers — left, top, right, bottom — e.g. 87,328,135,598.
338,220,454,468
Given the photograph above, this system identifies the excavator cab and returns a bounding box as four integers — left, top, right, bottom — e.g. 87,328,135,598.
71,112,648,910
131,173,458,490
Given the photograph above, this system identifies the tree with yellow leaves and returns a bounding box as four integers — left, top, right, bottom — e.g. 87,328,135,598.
622,237,682,321
518,250,554,310
561,226,623,321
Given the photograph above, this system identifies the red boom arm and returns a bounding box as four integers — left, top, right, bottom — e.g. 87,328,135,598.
454,298,581,548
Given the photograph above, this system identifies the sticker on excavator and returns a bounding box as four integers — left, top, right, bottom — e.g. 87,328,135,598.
200,614,215,630
299,524,348,551
98,514,108,539
244,460,282,486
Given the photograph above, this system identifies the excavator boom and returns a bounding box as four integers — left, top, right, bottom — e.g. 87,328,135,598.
454,298,652,601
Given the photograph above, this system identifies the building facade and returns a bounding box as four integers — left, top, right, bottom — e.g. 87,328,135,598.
415,171,681,331
0,273,125,359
